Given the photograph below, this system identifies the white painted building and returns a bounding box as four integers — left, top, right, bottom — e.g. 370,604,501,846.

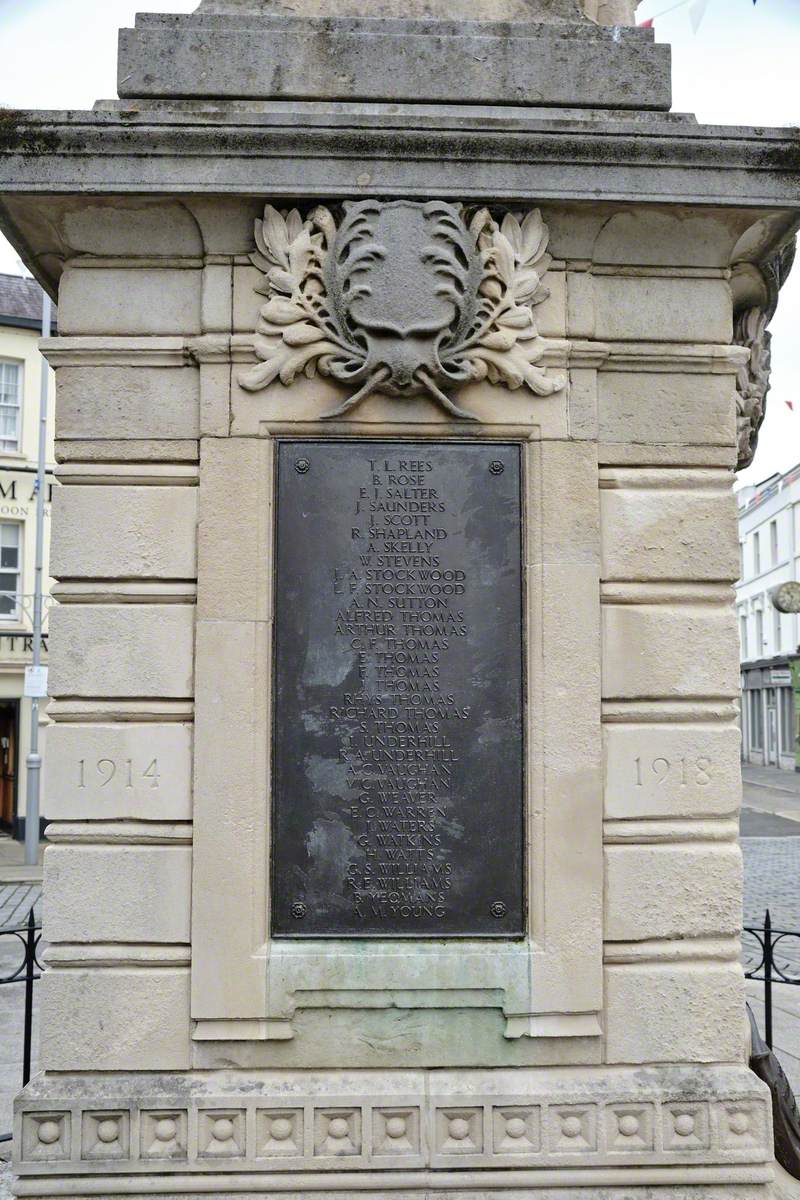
736,461,800,771
0,274,56,836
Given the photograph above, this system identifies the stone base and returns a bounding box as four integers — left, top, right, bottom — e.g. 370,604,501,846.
14,1065,773,1197
116,12,670,108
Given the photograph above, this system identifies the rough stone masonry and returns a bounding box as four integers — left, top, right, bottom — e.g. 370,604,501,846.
0,0,798,1197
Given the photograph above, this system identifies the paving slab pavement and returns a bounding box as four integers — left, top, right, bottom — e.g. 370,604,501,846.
0,836,44,886
747,980,800,1095
743,762,800,794
743,763,800,823
739,764,800,1101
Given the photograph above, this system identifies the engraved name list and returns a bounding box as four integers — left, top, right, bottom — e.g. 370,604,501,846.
272,441,524,937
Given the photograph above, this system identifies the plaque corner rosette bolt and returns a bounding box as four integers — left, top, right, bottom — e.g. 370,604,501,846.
290,902,308,920
294,458,311,475
490,901,508,919
489,461,505,476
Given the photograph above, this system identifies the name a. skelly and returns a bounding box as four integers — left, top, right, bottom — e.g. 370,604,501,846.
272,442,525,937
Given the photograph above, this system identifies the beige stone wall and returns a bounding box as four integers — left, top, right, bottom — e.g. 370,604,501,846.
41,196,746,1080
42,205,200,1070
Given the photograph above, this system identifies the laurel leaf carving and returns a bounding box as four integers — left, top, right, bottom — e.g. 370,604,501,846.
239,200,567,414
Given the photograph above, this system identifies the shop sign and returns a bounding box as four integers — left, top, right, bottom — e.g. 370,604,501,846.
770,668,793,685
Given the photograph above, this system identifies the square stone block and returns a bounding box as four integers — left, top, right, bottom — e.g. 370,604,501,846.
21,1112,71,1162
435,1107,483,1154
605,1103,655,1152
604,843,742,941
718,1102,769,1151
605,963,745,1064
198,1109,246,1157
491,1106,541,1154
140,1110,188,1159
600,483,738,582
55,365,200,442
590,275,732,343
45,845,192,944
599,372,735,450
663,1102,711,1151
49,605,195,699
548,1105,597,1153
51,485,198,580
602,603,739,700
372,1108,420,1156
313,1109,362,1156
81,1111,130,1160
41,969,191,1071
604,724,741,820
45,722,193,822
58,267,201,336
256,1109,303,1157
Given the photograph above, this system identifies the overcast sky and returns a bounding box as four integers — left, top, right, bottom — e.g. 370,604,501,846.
0,0,797,485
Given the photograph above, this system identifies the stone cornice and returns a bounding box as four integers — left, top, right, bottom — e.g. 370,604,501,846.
0,107,798,208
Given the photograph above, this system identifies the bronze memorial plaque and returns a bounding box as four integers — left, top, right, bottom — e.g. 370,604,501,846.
272,441,524,937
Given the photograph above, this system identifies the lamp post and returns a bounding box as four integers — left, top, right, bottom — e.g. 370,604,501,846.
24,291,51,868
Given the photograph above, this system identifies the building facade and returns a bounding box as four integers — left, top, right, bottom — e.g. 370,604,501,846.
0,274,55,836
737,462,800,771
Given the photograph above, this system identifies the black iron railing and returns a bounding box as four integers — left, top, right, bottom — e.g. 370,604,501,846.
0,910,42,1082
744,909,800,1049
0,909,42,1145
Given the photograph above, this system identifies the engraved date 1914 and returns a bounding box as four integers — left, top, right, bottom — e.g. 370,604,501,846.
78,758,160,790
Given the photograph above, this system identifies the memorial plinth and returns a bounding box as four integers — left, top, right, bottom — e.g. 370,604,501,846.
0,0,798,1197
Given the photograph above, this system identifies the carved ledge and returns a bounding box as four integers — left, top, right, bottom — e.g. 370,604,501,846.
15,1066,771,1177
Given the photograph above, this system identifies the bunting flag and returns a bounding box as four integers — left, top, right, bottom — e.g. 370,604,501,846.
637,0,690,26
639,0,759,29
688,0,711,32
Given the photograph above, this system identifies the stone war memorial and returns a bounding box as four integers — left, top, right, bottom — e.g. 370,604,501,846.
0,0,799,1196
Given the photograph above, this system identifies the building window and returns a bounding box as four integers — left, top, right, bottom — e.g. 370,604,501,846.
753,531,761,574
774,607,782,653
0,361,22,454
740,614,748,658
0,524,21,620
756,609,764,653
750,689,763,750
770,519,779,565
781,687,795,757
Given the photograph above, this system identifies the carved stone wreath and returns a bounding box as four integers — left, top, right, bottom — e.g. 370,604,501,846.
734,238,796,471
239,199,566,420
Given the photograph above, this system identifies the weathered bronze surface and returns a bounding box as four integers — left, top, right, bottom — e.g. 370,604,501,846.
272,441,524,937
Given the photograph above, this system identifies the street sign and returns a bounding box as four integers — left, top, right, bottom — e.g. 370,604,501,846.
24,665,48,698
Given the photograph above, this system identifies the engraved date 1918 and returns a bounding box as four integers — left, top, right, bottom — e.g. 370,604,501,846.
634,756,712,788
78,758,160,790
